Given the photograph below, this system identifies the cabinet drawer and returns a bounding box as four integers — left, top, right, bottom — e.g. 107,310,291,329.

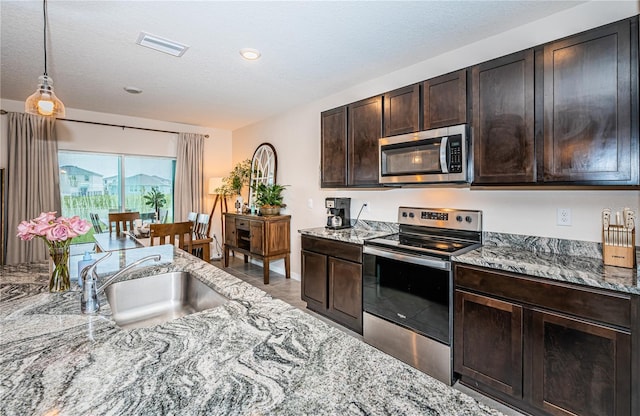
236,219,250,230
301,235,362,263
455,264,631,329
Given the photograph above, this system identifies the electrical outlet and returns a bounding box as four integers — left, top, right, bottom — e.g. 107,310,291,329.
557,208,571,226
307,198,313,209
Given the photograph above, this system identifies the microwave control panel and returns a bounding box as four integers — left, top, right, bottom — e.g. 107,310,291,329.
448,135,463,173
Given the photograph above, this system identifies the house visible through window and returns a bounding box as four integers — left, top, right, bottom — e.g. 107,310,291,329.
58,151,176,243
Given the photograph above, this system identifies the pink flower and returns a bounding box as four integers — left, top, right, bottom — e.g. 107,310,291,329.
16,212,90,246
16,221,36,241
33,221,54,237
46,223,70,242
34,211,57,224
68,216,91,236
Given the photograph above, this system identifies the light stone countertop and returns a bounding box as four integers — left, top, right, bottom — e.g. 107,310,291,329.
454,234,639,295
298,220,398,245
0,244,504,416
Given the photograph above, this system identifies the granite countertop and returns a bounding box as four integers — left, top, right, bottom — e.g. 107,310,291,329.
0,245,503,415
299,220,397,245
453,235,639,295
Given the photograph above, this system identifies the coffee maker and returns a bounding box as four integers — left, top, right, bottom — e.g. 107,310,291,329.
325,197,351,229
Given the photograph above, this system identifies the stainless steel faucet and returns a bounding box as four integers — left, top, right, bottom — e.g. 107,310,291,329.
80,252,162,314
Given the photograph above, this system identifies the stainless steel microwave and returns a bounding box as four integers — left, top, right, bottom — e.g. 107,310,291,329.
379,124,468,185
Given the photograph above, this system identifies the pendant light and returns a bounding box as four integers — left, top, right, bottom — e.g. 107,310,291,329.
25,0,65,118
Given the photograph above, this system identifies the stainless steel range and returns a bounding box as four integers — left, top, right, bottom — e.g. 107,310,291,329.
362,207,482,385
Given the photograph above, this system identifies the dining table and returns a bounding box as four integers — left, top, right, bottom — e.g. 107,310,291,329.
94,229,213,262
93,231,145,252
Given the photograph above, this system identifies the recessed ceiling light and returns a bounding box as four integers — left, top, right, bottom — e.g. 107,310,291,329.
124,86,143,94
239,48,261,60
136,32,189,57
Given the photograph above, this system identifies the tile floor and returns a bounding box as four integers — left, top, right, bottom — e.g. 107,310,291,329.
212,255,524,416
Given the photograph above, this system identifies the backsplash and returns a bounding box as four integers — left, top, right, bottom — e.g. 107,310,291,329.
351,219,399,233
483,232,603,260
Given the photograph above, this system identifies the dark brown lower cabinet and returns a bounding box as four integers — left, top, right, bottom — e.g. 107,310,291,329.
530,310,631,416
454,290,523,399
301,235,363,333
454,264,635,416
327,257,362,329
301,249,327,309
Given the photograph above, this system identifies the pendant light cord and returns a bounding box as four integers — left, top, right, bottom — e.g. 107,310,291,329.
42,0,48,76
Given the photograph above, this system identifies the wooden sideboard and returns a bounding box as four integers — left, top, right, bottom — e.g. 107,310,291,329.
223,212,291,284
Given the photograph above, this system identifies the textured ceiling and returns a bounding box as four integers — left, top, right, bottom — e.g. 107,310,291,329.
1,1,585,130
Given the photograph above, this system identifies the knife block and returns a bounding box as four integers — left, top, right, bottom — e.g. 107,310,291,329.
602,225,636,268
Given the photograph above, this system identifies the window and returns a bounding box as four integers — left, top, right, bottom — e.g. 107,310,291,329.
58,151,176,243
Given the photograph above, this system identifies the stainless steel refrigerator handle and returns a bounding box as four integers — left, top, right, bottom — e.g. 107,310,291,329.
439,136,449,174
364,246,451,271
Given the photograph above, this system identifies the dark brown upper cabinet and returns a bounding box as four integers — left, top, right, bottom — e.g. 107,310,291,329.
423,69,468,130
542,18,638,185
472,50,536,184
348,96,382,186
321,96,382,188
383,84,420,137
320,106,348,187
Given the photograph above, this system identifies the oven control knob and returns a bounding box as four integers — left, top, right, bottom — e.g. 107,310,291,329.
456,215,463,222
465,216,473,223
409,212,415,218
402,212,408,218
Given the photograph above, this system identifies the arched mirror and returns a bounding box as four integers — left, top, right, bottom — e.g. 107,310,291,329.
248,143,277,210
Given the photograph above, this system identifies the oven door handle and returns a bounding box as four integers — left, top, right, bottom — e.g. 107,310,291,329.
364,246,451,271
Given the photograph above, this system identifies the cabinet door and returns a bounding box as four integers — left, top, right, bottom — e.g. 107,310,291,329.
454,289,523,398
321,106,348,187
472,50,535,184
224,216,236,246
530,310,631,416
264,218,290,255
423,69,467,130
348,96,382,186
328,257,363,333
301,250,327,310
249,220,264,255
543,19,636,184
383,84,420,137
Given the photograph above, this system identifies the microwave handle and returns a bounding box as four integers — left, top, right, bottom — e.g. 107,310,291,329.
440,136,449,173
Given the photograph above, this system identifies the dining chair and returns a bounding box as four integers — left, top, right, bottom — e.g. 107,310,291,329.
89,213,104,233
187,212,198,228
193,213,210,239
108,211,140,235
149,221,193,252
158,208,169,223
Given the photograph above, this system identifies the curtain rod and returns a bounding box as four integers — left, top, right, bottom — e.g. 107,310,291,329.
0,109,209,138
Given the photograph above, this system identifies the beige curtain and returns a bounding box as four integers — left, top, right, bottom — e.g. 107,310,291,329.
174,133,205,222
6,112,61,265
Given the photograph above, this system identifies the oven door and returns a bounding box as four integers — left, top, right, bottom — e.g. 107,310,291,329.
362,245,452,345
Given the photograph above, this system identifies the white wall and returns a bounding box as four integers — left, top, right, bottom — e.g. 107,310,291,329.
232,1,640,279
0,99,233,248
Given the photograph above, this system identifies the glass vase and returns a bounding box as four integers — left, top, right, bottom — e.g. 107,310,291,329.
49,246,71,292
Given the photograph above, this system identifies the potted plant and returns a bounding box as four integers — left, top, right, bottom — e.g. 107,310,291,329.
215,159,252,212
143,187,167,221
252,183,287,215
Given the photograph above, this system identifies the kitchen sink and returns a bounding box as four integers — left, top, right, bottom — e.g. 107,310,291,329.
104,271,228,329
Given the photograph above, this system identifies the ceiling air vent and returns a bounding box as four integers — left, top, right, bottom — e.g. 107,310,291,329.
136,32,189,57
